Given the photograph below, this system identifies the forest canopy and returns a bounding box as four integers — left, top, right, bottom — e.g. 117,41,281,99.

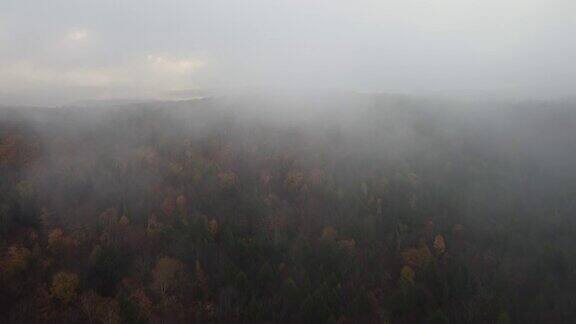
1,94,576,323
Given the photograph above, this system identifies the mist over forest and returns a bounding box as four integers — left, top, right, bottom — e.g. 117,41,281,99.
1,94,576,323
2,0,576,323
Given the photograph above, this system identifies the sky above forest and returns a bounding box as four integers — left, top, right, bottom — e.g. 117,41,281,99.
1,0,575,105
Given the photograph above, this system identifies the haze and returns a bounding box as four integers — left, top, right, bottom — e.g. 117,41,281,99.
1,0,575,105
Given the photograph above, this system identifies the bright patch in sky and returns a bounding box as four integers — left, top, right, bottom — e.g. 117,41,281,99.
146,54,206,74
67,29,88,41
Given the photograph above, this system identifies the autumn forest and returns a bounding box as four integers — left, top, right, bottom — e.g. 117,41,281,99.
1,94,576,323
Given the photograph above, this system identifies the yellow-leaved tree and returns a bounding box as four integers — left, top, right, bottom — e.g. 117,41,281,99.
3,246,31,276
399,265,415,287
433,235,446,255
152,257,186,296
51,271,79,305
320,226,338,242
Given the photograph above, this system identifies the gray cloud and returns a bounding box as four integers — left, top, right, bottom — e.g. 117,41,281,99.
1,0,575,105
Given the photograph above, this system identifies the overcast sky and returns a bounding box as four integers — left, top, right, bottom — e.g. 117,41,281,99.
1,0,575,105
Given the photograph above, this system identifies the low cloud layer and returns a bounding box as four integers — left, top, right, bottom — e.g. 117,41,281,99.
1,0,575,105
